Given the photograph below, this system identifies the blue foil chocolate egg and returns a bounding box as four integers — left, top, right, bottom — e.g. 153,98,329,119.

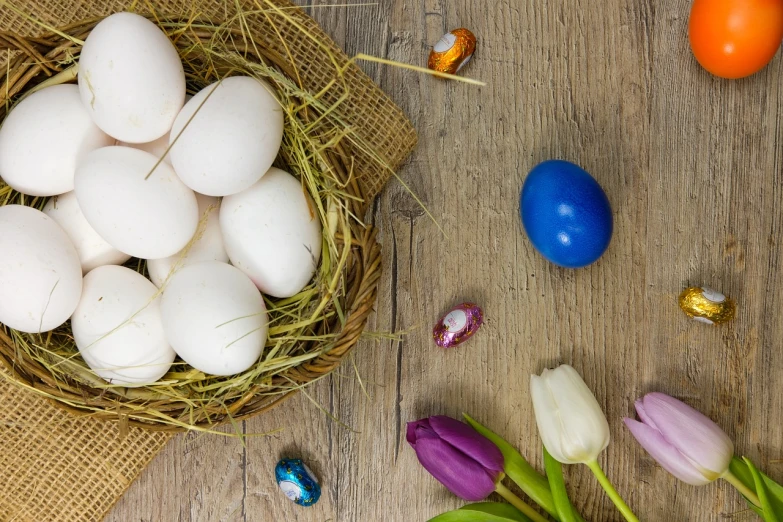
275,458,321,507
520,160,613,268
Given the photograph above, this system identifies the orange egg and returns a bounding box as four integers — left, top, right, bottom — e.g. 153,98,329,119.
688,0,783,79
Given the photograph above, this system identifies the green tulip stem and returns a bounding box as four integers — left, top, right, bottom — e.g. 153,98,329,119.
722,469,762,508
586,460,639,522
495,482,549,522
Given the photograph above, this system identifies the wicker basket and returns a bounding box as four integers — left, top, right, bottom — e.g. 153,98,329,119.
0,3,416,432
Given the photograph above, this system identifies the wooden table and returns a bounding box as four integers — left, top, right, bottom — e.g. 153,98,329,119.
109,0,783,520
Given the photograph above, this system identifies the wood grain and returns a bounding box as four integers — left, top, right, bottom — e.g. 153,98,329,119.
108,0,783,520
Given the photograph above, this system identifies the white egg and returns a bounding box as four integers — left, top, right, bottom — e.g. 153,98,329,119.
0,205,82,333
147,194,228,287
220,167,322,298
43,191,131,274
77,12,186,143
74,146,199,259
72,265,175,386
117,95,191,165
169,76,284,196
117,133,172,165
161,262,267,376
0,84,113,196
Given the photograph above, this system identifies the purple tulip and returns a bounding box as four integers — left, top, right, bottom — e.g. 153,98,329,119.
624,392,734,485
407,415,505,501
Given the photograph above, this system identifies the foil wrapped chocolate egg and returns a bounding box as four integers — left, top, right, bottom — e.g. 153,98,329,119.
275,458,321,507
428,28,477,74
433,302,483,348
678,286,736,325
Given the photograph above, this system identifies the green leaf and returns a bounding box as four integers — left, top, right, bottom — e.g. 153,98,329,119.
463,413,559,519
428,502,534,522
744,458,781,522
728,458,764,517
544,447,578,522
730,456,783,516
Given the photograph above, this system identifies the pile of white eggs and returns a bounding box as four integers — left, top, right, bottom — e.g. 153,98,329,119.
0,12,323,386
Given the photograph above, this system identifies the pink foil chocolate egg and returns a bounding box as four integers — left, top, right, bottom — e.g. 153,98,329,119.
433,303,484,348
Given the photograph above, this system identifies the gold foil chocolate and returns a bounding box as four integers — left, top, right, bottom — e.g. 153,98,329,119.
678,286,736,325
428,28,477,75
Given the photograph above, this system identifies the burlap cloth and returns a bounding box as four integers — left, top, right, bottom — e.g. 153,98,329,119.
0,1,417,520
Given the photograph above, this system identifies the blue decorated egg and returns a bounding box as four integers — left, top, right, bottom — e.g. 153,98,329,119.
520,160,613,268
275,458,321,507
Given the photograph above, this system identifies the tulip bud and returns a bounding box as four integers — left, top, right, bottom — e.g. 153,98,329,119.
406,415,504,501
624,392,733,485
530,364,610,464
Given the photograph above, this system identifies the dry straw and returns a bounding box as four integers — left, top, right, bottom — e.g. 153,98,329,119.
0,1,417,433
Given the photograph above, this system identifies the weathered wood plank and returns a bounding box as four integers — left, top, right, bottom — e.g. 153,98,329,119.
110,0,783,520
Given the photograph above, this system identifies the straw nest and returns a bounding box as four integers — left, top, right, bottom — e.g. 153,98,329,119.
0,7,387,433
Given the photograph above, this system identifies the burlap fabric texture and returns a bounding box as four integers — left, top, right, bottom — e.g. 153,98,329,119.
0,1,417,520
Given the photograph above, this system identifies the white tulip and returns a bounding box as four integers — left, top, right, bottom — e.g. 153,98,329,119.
530,365,639,521
530,364,610,464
